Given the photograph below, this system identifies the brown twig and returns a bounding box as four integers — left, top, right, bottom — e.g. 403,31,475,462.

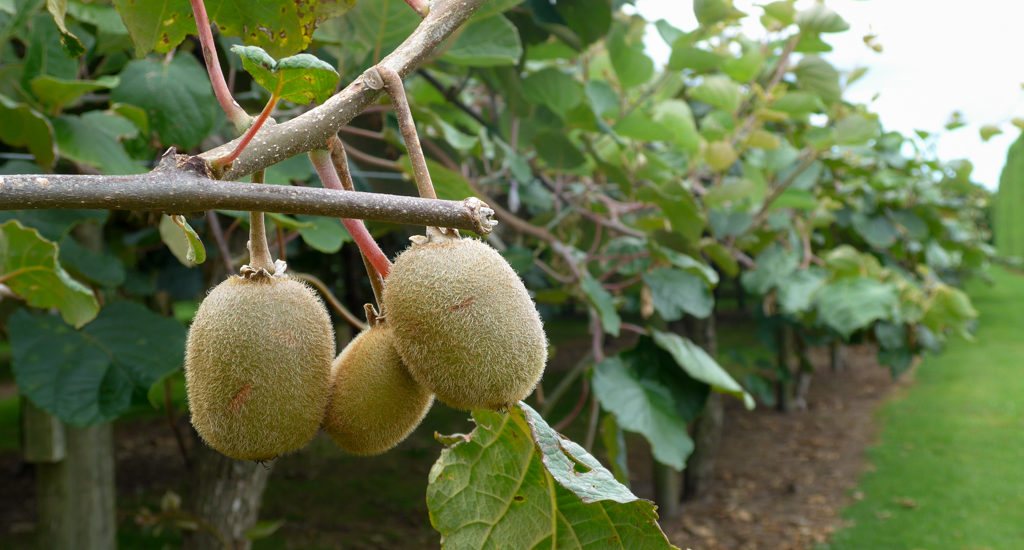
292,272,368,330
366,65,437,201
205,210,234,274
189,0,249,128
246,170,275,272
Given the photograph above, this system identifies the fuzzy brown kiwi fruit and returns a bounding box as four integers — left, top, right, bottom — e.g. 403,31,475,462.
185,274,335,461
323,322,433,455
382,236,547,410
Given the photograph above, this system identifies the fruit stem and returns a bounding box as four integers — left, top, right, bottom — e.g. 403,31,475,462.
309,148,392,278
403,0,429,17
370,66,437,201
247,170,276,273
328,137,387,306
189,0,250,130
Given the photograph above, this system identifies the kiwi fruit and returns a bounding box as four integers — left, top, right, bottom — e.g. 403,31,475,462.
323,322,433,455
185,273,335,461
382,235,548,410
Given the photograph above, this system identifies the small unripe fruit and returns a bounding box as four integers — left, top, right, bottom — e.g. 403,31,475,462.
323,324,433,455
382,237,548,410
185,274,335,461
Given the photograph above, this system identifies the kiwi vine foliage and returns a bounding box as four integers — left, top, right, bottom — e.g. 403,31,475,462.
0,0,998,547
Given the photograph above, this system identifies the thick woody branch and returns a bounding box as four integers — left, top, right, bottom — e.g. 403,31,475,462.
0,167,496,235
199,0,486,181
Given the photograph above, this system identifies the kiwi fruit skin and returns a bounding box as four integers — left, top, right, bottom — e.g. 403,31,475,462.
185,275,335,461
382,237,548,410
323,325,433,455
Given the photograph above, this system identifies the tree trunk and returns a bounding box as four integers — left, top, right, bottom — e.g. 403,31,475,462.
775,323,798,412
683,315,722,500
183,441,272,550
830,339,847,371
34,423,117,550
651,461,680,519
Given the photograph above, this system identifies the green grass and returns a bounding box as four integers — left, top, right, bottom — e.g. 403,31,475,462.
826,267,1024,549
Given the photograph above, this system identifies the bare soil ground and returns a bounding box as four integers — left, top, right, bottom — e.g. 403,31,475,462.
665,344,913,550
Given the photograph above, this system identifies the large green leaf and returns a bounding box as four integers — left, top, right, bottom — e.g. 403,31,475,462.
52,114,144,174
581,274,620,337
441,14,521,66
0,210,108,242
776,267,827,315
668,44,724,72
642,267,713,320
427,404,676,549
332,0,419,64
651,330,754,409
740,244,799,294
534,131,586,170
817,277,898,338
21,12,79,90
58,236,126,288
834,113,880,145
396,156,476,200
593,357,693,471
296,215,350,253
113,0,351,58
10,301,186,426
691,75,741,113
111,55,221,149
794,4,849,34
30,75,119,113
522,68,583,117
638,186,704,242
0,220,98,328
0,93,55,169
653,100,701,153
794,55,841,104
851,213,899,249
231,45,338,105
45,0,85,56
609,31,653,88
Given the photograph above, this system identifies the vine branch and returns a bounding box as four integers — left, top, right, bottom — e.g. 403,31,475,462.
0,153,496,234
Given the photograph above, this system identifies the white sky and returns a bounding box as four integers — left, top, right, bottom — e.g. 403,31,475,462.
632,0,1024,190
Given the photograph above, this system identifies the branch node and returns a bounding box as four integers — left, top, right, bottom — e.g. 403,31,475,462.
463,196,498,235
362,68,384,90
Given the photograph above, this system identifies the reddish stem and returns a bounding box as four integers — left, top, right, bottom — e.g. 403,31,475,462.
189,0,248,128
309,149,392,277
404,0,429,17
214,94,279,169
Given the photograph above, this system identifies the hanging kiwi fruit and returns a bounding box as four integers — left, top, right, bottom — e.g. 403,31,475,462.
382,233,548,411
185,204,335,461
323,308,434,455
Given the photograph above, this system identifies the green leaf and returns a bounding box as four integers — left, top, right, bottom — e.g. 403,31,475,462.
0,220,98,327
554,0,612,46
794,55,841,104
21,12,79,90
691,75,741,113
835,113,880,145
396,156,476,200
771,91,826,115
979,124,1003,142
722,48,765,82
427,404,676,548
851,213,899,249
231,45,339,105
0,210,108,243
52,115,143,175
653,100,701,153
740,244,799,294
10,301,186,426
776,267,827,315
0,93,55,169
649,243,719,286
441,14,521,66
58,236,126,288
296,215,350,253
761,1,795,25
794,4,849,34
44,0,85,56
111,0,192,57
111,55,221,149
817,277,898,338
613,110,673,142
643,267,713,320
668,44,725,72
332,0,419,64
639,186,704,242
694,0,738,26
701,240,739,278
609,31,654,88
158,214,205,266
534,132,586,170
521,68,582,117
651,330,754,409
581,274,620,337
593,357,693,470
600,413,630,484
